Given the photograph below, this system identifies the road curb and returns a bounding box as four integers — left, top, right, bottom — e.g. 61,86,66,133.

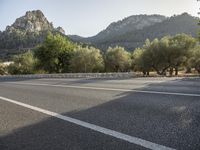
0,72,136,80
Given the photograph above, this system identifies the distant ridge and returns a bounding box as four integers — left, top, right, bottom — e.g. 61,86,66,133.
69,13,199,51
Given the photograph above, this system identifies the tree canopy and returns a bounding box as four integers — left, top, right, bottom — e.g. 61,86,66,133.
2,32,200,76
70,46,104,73
7,51,35,75
34,32,75,73
132,34,197,75
105,46,131,72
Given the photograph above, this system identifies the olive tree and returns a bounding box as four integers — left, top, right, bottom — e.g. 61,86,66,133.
141,38,170,75
70,46,104,73
133,34,196,76
8,51,35,75
34,32,75,73
189,46,200,73
167,34,196,75
105,46,131,72
132,48,151,75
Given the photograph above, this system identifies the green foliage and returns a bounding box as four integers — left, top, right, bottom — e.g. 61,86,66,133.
0,30,46,49
7,51,35,75
198,29,200,42
70,46,104,73
0,64,7,75
34,32,75,73
188,46,200,73
170,34,196,61
132,34,197,75
132,47,151,75
105,46,131,72
3,32,199,76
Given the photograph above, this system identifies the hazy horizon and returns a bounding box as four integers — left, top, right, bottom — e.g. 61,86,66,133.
0,0,199,37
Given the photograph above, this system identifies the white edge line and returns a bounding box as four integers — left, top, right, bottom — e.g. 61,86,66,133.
0,96,175,150
4,82,200,97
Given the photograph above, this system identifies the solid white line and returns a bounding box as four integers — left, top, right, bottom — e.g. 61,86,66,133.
0,96,175,150
5,82,200,97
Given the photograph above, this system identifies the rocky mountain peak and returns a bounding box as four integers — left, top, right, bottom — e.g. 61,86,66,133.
6,10,54,32
89,14,167,42
106,14,166,32
56,26,65,34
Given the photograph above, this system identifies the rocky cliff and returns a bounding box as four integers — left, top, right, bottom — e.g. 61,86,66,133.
0,10,66,59
8,10,54,32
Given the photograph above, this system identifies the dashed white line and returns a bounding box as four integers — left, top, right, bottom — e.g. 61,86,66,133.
5,81,200,97
0,95,175,150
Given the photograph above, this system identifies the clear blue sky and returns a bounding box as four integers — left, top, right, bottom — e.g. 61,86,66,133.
0,0,199,37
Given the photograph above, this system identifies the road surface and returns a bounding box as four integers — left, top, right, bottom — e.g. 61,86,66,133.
0,77,200,150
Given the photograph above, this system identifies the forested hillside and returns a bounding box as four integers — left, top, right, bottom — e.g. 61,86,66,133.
70,13,199,51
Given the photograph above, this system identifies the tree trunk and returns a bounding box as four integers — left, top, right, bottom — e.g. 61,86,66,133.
153,65,170,76
185,67,192,74
169,67,173,76
195,66,200,74
152,66,162,75
84,64,87,73
175,67,178,76
142,71,146,76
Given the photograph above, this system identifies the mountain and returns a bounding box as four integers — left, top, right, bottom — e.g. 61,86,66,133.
8,10,54,32
69,13,199,51
69,14,166,44
0,10,65,59
1,11,199,59
90,14,166,42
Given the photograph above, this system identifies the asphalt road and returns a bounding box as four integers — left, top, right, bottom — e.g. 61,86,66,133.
0,77,200,150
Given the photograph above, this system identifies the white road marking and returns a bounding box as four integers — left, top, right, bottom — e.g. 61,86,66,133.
0,96,175,150
5,81,200,97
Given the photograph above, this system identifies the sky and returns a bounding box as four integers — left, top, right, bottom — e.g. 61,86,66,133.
0,0,199,37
